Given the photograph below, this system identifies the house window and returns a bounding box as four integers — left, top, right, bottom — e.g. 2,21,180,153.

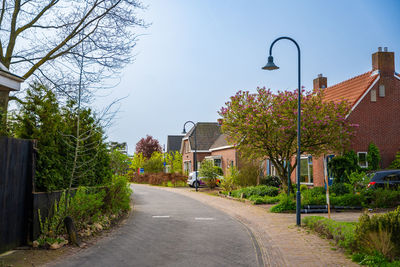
379,84,385,97
214,158,222,168
266,159,278,176
300,156,313,184
357,152,368,168
371,89,377,102
270,162,277,176
184,161,191,174
325,154,335,183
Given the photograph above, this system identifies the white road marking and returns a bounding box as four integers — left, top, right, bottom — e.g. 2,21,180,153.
152,215,170,218
195,217,215,221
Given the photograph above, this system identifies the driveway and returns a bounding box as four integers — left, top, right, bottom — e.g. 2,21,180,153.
49,184,263,267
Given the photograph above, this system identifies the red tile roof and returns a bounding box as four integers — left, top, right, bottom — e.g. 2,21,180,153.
323,70,379,106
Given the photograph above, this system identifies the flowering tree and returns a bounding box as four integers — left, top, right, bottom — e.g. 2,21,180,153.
219,87,355,186
135,135,162,159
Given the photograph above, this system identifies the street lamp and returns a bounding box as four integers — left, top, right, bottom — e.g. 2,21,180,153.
182,121,198,191
263,36,302,226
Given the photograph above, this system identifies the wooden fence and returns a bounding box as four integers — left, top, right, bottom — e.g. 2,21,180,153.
0,137,35,253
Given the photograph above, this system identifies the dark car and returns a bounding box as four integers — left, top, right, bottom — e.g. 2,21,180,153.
367,170,400,189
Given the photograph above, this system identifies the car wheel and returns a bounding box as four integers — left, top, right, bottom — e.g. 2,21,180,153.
193,181,200,188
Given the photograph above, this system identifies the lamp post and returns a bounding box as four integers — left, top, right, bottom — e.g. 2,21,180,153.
182,121,198,191
262,36,302,226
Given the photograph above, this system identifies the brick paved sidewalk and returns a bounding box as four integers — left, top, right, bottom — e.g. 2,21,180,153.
157,186,359,267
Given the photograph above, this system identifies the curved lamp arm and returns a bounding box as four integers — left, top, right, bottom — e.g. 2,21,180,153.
265,36,302,226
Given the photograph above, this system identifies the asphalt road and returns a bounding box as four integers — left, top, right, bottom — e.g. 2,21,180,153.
51,184,263,267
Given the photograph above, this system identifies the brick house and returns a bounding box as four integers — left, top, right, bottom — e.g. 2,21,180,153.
208,133,238,174
181,122,221,174
290,48,400,187
181,123,240,175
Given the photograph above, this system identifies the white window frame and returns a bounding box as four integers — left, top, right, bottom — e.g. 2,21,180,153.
357,152,368,168
214,158,222,168
299,155,314,185
270,163,277,176
183,160,192,174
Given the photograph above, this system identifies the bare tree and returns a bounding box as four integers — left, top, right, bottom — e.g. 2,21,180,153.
0,0,147,98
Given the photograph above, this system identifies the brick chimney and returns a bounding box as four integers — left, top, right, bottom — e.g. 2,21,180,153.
313,74,327,90
372,47,395,76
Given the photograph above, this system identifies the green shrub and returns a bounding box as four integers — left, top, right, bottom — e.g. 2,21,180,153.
301,186,327,206
260,175,281,188
330,193,365,207
36,178,132,246
368,189,400,208
367,142,381,171
213,166,223,176
249,195,280,205
310,186,326,195
254,185,279,197
302,216,356,251
330,183,351,196
103,175,132,214
328,150,360,183
355,207,400,259
233,160,261,187
249,196,264,204
12,84,112,191
348,171,369,193
38,192,68,238
270,194,296,213
389,151,400,169
142,152,164,173
302,189,326,206
263,195,280,204
353,252,400,266
230,185,279,199
300,184,308,192
199,160,219,189
110,150,131,176
221,166,239,192
69,187,105,228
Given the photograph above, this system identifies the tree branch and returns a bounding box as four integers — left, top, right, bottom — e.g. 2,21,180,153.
4,0,21,67
15,0,59,36
23,0,122,79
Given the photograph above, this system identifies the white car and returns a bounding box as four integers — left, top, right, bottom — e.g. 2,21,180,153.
187,171,222,187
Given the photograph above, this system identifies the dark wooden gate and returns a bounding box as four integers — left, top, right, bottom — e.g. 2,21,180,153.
0,137,34,253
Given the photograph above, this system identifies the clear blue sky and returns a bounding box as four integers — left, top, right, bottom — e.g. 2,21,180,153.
100,0,400,154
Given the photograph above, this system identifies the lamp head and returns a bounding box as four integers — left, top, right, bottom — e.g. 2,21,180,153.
262,56,279,70
182,128,187,134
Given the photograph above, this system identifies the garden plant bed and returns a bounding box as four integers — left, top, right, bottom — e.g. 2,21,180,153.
0,204,133,267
